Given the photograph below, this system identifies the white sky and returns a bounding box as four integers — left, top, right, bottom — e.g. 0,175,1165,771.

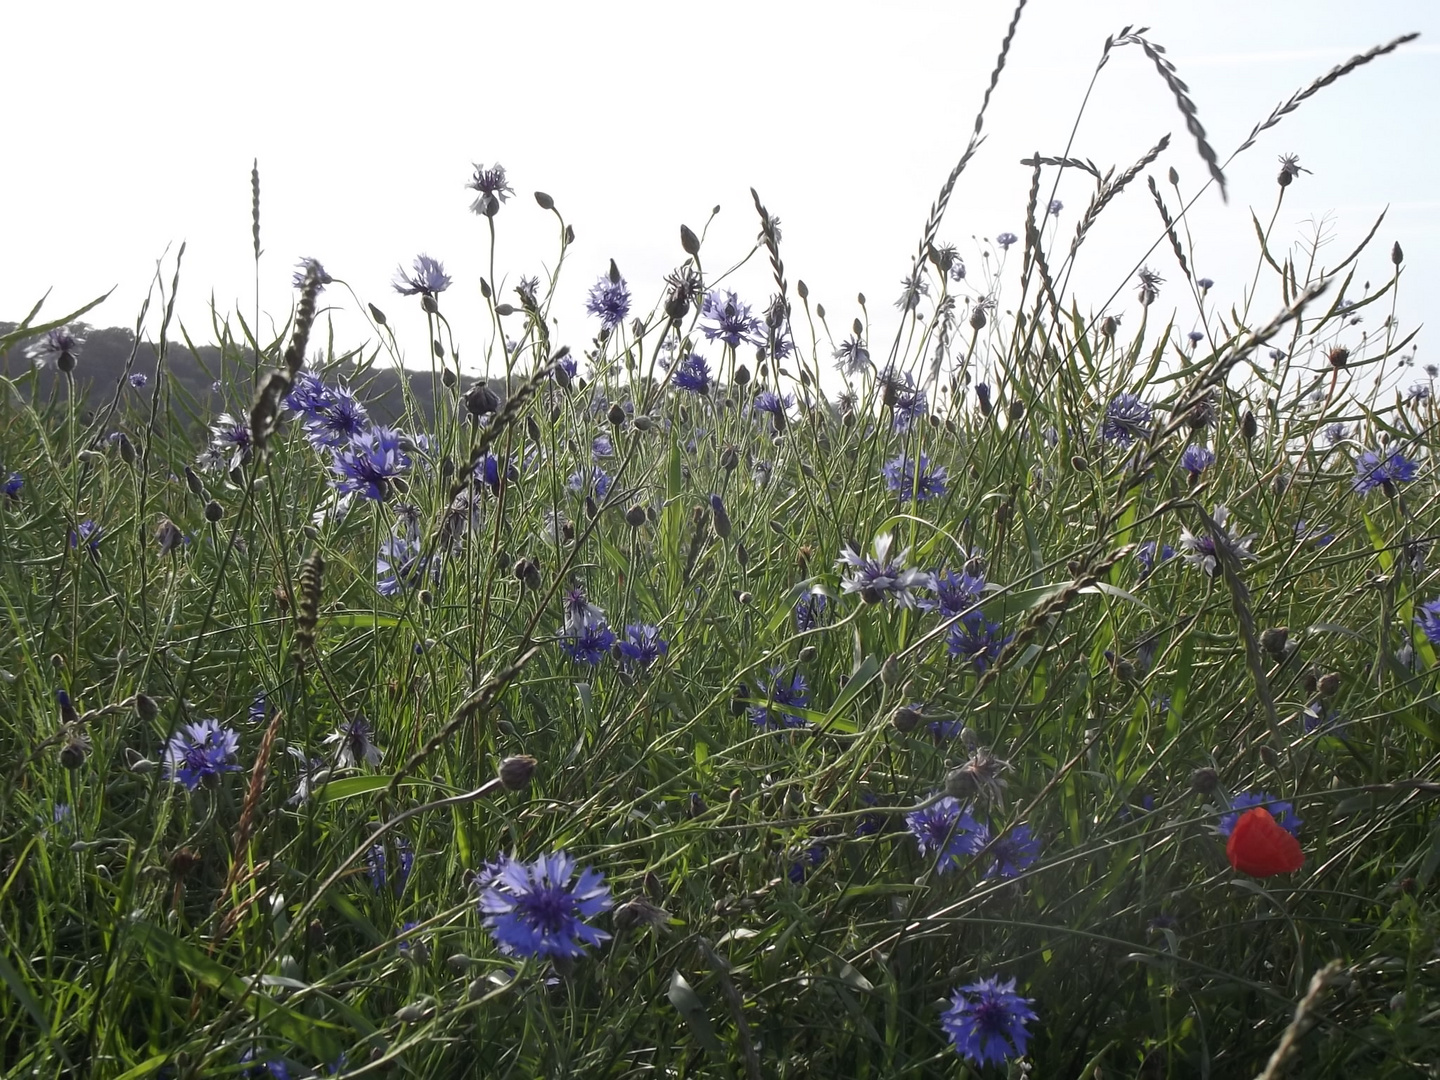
3,0,1435,392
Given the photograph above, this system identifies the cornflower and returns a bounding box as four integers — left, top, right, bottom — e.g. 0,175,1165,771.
478,851,612,959
1352,447,1418,495
618,624,668,669
883,453,948,502
748,666,809,729
1219,792,1302,838
905,795,983,873
324,717,384,768
940,975,1038,1067
330,426,410,501
164,717,241,791
837,533,929,608
1178,504,1256,577
1101,393,1151,446
468,161,514,216
700,290,765,348
585,274,631,329
392,254,451,297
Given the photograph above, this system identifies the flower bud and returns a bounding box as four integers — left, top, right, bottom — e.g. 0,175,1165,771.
498,754,537,791
625,505,647,528
204,500,223,523
1392,242,1403,266
1189,767,1219,794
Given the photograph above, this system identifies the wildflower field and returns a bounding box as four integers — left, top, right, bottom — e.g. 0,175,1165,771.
3,18,1439,1080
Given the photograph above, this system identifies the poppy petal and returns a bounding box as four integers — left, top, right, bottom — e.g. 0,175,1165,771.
1227,806,1304,877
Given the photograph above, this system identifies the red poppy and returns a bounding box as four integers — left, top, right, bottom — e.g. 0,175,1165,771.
1226,806,1304,877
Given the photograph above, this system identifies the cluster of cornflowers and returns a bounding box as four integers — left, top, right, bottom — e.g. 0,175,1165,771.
883,453,948,502
905,795,1041,879
558,588,668,670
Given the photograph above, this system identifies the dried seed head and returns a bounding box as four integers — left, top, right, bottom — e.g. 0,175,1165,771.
1328,346,1350,370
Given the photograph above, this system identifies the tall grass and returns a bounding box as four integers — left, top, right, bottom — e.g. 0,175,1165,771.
0,17,1435,1079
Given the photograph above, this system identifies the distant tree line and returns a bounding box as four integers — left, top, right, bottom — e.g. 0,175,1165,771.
0,321,448,434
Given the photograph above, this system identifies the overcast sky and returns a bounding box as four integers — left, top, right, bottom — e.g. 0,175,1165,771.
3,0,1434,393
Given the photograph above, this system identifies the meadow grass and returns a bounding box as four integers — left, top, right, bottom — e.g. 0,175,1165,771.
1,15,1437,1079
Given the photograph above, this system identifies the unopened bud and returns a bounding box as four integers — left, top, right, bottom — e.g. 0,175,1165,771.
1392,242,1404,266
1317,671,1342,697
204,500,223,523
608,402,626,427
1189,767,1219,795
134,693,159,722
1260,626,1289,661
625,505,646,528
498,755,537,791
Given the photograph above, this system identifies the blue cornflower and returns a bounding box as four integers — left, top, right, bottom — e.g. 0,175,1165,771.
1219,791,1302,837
585,274,631,329
700,290,765,348
888,375,928,431
837,533,929,608
554,352,578,381
1353,447,1418,495
164,717,241,791
567,468,611,498
478,850,613,959
752,390,794,425
591,434,614,460
4,472,22,500
672,352,712,395
239,1048,294,1080
1187,330,1205,345
1102,393,1152,446
479,452,519,495
749,666,810,729
833,335,871,377
905,796,983,874
376,536,427,596
562,586,606,633
393,254,452,297
129,373,148,388
324,717,384,769
1048,199,1063,217
1198,277,1214,290
1179,444,1215,478
794,592,830,632
27,326,84,371
303,385,370,449
69,520,103,556
1407,381,1432,403
940,975,1038,1067
1179,504,1256,577
292,257,331,291
883,453,948,502
1135,540,1176,579
947,614,1012,673
787,843,827,883
894,272,928,313
199,413,253,473
618,624,668,669
982,824,1041,879
1294,520,1334,548
249,692,268,725
922,569,986,618
284,371,335,416
996,232,1019,251
365,836,414,895
563,621,616,665
330,427,410,501
1414,598,1440,645
467,161,514,216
